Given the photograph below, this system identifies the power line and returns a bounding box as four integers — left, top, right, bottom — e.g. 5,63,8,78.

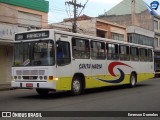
65,3,73,22
78,0,89,17
65,0,86,33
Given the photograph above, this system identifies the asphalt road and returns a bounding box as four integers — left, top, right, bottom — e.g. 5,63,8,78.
0,78,160,120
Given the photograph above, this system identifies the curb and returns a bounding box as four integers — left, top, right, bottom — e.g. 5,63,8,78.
0,84,14,91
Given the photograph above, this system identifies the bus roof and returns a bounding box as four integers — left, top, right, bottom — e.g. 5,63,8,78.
15,29,153,49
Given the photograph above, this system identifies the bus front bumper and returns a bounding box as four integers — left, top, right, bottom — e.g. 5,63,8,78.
11,81,56,90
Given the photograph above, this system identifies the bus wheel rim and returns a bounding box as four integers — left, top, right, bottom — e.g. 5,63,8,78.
73,80,80,92
131,76,135,86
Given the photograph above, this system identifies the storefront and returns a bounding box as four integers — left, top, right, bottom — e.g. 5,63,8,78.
0,44,13,84
0,23,17,85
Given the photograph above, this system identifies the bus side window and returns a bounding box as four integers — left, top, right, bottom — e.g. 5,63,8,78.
148,49,153,62
106,43,119,60
130,47,139,61
91,41,105,60
119,45,130,61
139,48,148,61
72,38,90,59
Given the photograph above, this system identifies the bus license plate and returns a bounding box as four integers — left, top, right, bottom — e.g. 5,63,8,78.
26,83,33,87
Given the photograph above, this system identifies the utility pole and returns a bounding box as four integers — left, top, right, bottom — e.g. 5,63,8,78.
131,0,136,25
66,0,84,33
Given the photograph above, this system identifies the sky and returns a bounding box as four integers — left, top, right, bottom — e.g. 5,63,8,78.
47,0,160,24
47,0,123,23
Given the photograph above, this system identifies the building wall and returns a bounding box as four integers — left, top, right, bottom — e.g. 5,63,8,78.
16,6,48,28
0,0,49,13
50,18,127,41
0,46,13,84
0,1,48,85
0,46,7,84
96,20,127,41
100,10,153,31
0,3,48,28
153,17,160,51
0,3,17,24
77,19,96,36
50,19,97,37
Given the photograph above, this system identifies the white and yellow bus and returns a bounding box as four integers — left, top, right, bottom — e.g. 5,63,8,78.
11,29,154,95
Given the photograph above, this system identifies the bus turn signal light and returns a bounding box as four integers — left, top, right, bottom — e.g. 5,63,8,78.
49,76,58,81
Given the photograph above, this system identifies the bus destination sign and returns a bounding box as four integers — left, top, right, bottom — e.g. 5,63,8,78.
15,31,49,41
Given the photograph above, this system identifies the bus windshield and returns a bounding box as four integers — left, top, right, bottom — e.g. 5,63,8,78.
14,40,55,66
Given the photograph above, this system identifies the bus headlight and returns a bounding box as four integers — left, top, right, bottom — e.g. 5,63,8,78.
44,76,47,80
18,76,21,80
14,76,17,80
39,76,43,80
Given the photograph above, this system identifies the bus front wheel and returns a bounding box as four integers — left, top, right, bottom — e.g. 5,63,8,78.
71,76,83,95
36,89,49,96
129,73,137,87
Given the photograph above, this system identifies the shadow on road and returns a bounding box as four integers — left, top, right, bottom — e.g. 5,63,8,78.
16,83,151,100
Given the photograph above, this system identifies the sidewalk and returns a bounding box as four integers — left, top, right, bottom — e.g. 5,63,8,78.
0,84,13,91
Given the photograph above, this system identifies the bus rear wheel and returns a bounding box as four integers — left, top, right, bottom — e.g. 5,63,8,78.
71,76,83,95
36,89,49,96
129,73,137,87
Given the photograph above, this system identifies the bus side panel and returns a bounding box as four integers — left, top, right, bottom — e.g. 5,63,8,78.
137,61,154,82
91,59,106,88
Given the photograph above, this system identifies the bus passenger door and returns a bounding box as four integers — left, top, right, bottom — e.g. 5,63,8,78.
55,34,72,90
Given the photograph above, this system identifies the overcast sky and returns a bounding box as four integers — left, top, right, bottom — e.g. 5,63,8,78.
47,0,160,23
47,0,123,23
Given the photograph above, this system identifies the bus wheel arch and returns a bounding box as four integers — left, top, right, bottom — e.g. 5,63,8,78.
129,71,137,87
71,73,85,95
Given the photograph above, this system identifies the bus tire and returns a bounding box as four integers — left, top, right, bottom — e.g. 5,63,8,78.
71,76,83,95
129,73,137,87
36,89,49,96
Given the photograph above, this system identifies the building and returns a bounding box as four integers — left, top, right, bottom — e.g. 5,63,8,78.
99,0,158,70
49,15,127,41
0,0,49,86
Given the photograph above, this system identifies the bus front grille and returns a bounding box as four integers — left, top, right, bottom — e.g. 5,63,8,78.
16,70,45,76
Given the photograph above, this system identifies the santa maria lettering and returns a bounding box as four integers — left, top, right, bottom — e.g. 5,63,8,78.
79,64,102,69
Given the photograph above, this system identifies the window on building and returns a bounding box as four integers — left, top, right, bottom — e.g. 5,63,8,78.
97,30,106,38
154,38,158,47
72,38,90,59
128,33,133,43
18,11,42,27
111,33,124,41
119,45,130,61
158,39,160,46
106,43,119,60
111,33,118,40
91,41,105,59
119,34,124,41
128,33,153,46
134,34,139,44
154,20,158,30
